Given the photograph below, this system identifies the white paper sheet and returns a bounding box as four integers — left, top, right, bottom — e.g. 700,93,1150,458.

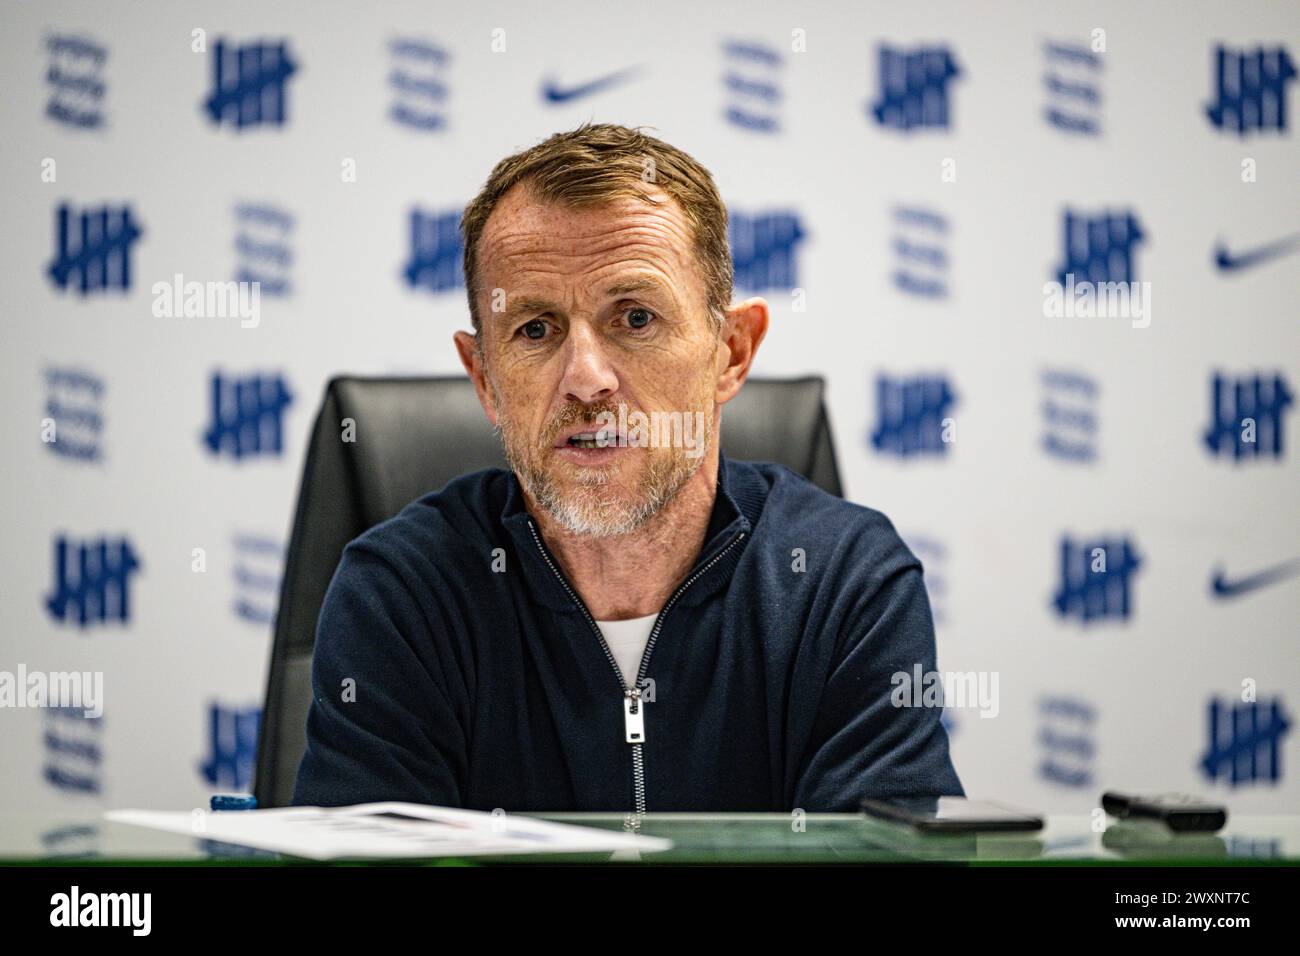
105,803,671,860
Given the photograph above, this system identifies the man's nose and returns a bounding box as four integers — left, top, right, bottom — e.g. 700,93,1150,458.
558,322,619,405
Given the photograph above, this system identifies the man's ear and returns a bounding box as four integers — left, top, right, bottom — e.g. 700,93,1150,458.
715,297,769,405
454,329,499,427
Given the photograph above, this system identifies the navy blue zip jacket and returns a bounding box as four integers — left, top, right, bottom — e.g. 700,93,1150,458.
292,452,964,812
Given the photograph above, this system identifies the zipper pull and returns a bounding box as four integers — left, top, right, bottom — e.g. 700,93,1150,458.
623,688,646,744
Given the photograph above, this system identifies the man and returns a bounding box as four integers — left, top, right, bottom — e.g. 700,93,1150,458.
292,122,963,813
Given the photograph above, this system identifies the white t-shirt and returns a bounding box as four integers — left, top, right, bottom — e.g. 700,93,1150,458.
594,612,660,689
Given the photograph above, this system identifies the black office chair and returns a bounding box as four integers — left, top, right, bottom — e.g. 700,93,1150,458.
253,375,843,808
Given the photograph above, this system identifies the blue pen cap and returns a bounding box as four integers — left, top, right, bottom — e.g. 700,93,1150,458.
210,793,259,811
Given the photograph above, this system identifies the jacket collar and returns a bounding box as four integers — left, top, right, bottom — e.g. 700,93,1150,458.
499,450,766,613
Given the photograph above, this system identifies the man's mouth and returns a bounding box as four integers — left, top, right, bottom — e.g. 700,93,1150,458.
553,422,625,449
567,431,610,449
550,421,630,465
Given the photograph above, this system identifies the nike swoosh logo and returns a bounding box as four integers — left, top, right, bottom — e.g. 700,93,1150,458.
541,67,641,104
1211,557,1300,598
1214,233,1300,272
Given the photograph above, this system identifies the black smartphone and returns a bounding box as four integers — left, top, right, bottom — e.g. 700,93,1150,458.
1101,792,1227,832
860,796,1044,833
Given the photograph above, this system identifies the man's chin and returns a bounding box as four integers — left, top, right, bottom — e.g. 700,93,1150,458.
518,445,702,536
535,470,661,537
544,472,638,510
559,510,647,538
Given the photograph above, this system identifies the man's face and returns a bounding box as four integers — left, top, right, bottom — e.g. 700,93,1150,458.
472,182,721,537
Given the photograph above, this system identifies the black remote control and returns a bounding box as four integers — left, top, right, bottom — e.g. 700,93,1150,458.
1102,791,1228,832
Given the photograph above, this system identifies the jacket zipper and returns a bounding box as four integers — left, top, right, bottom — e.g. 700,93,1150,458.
527,517,746,821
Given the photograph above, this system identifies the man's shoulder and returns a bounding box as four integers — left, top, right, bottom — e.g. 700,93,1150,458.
733,458,920,578
346,466,512,570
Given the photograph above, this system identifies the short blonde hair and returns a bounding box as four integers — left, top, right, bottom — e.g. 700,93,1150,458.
460,122,732,341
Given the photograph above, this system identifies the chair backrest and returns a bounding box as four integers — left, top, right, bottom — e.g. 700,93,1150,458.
253,375,843,807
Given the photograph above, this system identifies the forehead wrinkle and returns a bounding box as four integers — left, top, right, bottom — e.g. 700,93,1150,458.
495,243,690,285
487,219,695,269
478,197,708,318
491,240,694,308
481,194,697,266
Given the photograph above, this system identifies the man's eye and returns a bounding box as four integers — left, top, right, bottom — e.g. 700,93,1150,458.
626,308,653,330
521,319,547,340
